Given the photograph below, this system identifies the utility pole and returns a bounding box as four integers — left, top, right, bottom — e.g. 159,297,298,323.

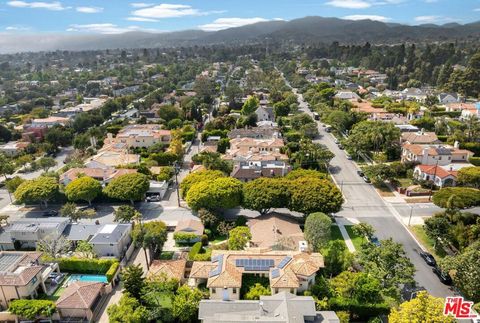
428,160,439,201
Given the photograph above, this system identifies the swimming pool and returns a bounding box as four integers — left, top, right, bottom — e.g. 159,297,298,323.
68,274,108,283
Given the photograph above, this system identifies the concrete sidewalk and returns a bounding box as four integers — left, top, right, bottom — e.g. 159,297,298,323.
334,217,359,253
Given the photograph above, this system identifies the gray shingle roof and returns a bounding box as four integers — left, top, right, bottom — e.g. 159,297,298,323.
89,224,131,244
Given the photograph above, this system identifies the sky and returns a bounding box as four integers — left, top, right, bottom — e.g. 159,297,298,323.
0,0,478,34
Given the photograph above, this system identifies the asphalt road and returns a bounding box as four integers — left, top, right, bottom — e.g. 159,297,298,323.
294,89,457,298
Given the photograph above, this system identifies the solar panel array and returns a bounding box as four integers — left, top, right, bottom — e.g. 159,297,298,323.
209,255,224,277
235,258,274,271
277,256,292,269
271,268,280,279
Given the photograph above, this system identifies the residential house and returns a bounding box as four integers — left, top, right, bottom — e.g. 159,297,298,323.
255,106,274,122
56,98,106,118
191,250,324,300
88,224,132,258
438,93,460,104
104,124,171,149
30,116,70,128
229,124,267,136
0,141,29,157
401,131,441,145
395,125,420,133
413,165,458,188
460,102,480,120
147,259,187,282
334,91,360,101
85,149,140,169
62,223,132,258
231,161,291,182
224,137,287,163
0,252,60,309
401,143,473,166
174,219,204,243
0,218,70,250
248,213,305,250
56,281,105,322
198,292,339,323
401,88,427,102
147,180,169,199
60,167,137,186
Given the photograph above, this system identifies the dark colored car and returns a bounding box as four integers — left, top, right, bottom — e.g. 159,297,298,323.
146,195,161,202
432,266,452,285
363,176,371,183
357,170,364,177
338,144,344,150
42,210,58,217
420,251,436,266
368,235,381,247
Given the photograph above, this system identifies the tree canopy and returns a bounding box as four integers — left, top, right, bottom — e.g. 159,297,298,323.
432,187,480,209
186,177,243,211
14,176,58,207
457,166,480,188
131,221,168,259
242,178,290,214
228,226,252,250
65,176,102,205
289,177,343,214
389,291,455,323
103,173,150,205
304,212,332,251
180,170,225,198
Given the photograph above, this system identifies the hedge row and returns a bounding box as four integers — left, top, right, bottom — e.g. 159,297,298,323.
328,298,391,320
173,232,198,243
105,262,120,282
47,257,119,275
469,157,480,166
429,111,461,118
187,242,212,261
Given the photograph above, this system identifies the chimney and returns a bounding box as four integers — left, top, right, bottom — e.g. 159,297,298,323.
222,287,229,301
422,147,429,164
420,128,425,135
454,141,459,149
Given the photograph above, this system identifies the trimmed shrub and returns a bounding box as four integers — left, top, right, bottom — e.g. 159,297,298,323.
8,299,56,320
328,298,391,321
188,242,203,260
432,187,480,209
188,242,212,261
106,262,120,282
48,257,118,274
469,157,480,167
174,232,199,244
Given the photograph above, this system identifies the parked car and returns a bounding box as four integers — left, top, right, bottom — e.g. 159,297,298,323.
368,235,381,247
334,139,339,144
420,251,436,266
357,170,364,177
42,210,58,217
345,153,352,160
363,176,371,183
338,144,344,150
432,266,452,285
146,195,161,202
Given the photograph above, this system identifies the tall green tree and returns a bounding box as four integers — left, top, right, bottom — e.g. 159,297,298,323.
186,177,243,211
14,176,58,207
172,285,203,322
131,221,168,259
242,178,290,214
289,177,343,214
122,264,145,300
389,291,455,323
107,293,149,323
228,226,252,250
37,157,57,172
304,212,332,251
65,176,102,206
103,173,150,205
241,96,259,115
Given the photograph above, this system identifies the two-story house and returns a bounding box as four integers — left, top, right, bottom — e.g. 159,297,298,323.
104,124,171,149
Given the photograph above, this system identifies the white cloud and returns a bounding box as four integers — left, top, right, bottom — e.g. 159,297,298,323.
199,17,282,32
474,8,480,12
5,25,30,31
325,0,371,9
130,2,153,8
76,6,103,13
7,1,67,10
343,14,391,22
131,3,223,19
67,23,161,34
126,16,158,22
423,0,438,2
414,15,453,24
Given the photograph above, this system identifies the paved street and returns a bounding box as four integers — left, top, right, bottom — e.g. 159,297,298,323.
294,89,458,298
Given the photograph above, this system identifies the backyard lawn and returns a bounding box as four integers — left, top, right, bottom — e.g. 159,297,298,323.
330,225,347,248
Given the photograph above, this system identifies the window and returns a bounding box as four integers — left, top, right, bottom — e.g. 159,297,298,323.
233,288,237,294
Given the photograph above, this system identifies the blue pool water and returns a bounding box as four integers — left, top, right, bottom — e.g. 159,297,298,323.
68,274,108,283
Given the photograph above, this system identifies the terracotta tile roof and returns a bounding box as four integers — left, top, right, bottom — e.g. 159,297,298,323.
0,266,43,286
189,262,216,279
416,165,458,179
203,250,324,289
401,132,439,144
60,167,137,183
0,252,44,286
148,259,186,281
175,219,204,236
56,281,103,310
248,213,304,249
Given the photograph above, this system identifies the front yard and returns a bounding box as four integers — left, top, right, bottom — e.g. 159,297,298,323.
410,225,446,258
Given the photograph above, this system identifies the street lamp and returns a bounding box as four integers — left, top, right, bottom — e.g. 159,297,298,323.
408,205,414,226
173,161,181,207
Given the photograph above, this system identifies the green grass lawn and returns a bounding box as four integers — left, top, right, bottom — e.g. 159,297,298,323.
397,177,413,188
344,225,366,251
159,251,174,260
210,235,227,244
410,225,446,258
330,225,347,248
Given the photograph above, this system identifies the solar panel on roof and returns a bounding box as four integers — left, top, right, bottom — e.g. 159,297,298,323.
277,256,292,269
271,268,280,279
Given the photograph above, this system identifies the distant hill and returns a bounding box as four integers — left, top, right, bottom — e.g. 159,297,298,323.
1,16,479,53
